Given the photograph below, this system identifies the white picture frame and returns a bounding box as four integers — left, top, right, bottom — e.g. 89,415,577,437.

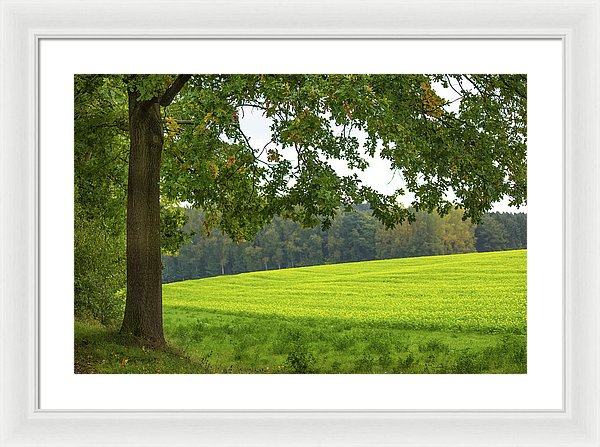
1,0,599,445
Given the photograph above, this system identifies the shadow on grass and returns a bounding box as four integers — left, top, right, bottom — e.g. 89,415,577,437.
74,320,212,374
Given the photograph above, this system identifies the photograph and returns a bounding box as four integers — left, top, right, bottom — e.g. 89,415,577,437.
74,73,528,374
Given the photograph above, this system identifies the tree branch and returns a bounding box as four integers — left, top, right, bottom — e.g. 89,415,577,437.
445,75,464,98
160,75,192,107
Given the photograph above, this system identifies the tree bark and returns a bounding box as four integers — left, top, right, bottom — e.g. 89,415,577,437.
120,90,165,345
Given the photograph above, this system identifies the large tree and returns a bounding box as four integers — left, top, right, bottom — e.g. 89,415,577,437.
75,74,526,345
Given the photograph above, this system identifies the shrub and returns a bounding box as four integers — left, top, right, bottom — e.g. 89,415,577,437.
285,343,315,373
74,212,126,325
354,352,375,373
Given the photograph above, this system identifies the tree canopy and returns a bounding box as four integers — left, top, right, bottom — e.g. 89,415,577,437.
159,74,526,237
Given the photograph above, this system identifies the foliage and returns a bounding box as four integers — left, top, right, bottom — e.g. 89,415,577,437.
375,207,475,259
160,201,192,255
285,344,316,374
157,74,526,242
74,205,126,324
162,207,526,283
475,212,527,252
74,75,128,323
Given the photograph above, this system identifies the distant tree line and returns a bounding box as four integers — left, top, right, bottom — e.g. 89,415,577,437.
162,207,527,283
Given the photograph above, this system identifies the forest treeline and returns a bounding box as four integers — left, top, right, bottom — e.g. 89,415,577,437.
162,206,527,283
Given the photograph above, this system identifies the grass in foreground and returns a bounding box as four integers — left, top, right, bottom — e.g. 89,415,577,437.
74,320,212,374
75,250,527,374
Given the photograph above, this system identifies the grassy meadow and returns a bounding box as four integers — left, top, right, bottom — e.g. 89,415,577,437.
75,250,527,374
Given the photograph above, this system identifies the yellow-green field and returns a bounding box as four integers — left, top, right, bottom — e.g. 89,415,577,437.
164,250,526,334
75,250,526,374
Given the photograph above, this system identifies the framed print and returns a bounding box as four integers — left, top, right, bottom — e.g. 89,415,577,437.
47,40,554,410
1,1,599,446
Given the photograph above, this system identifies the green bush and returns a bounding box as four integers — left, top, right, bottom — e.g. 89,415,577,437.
74,212,126,325
285,343,315,373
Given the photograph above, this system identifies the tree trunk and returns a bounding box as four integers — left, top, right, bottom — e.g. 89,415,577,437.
120,90,165,345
